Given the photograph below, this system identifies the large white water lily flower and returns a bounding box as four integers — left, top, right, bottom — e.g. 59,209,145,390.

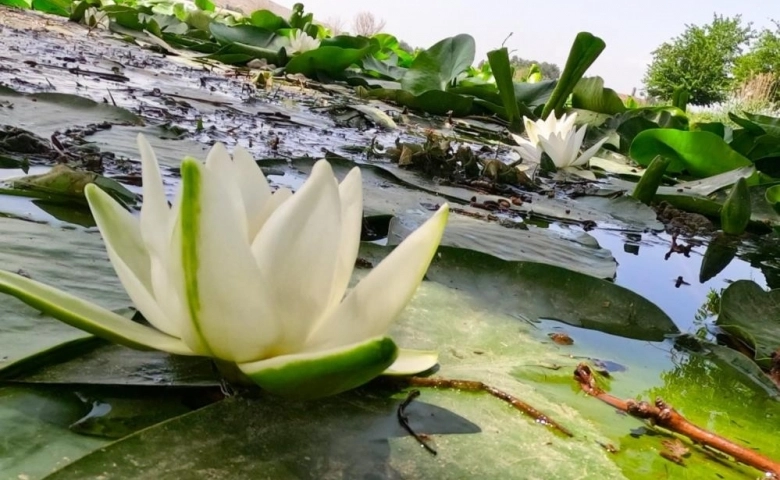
0,134,449,399
288,30,321,55
511,112,607,169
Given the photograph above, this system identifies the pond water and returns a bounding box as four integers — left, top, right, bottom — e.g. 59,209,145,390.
1,6,779,480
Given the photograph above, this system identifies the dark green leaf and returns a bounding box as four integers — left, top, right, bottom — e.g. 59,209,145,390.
248,9,289,30
401,34,475,95
541,32,605,118
630,129,752,177
572,76,626,115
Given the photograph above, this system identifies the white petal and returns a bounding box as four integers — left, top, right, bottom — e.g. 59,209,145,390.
137,134,171,259
232,146,272,239
252,187,293,239
328,167,363,308
539,133,567,168
0,270,193,355
85,184,177,337
523,117,539,144
250,160,343,354
573,137,608,167
305,204,449,350
382,348,439,376
170,158,275,362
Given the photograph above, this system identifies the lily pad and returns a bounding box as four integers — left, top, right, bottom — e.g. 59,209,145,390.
717,280,780,368
0,86,143,138
630,129,752,177
0,217,128,369
388,210,616,279
401,34,475,95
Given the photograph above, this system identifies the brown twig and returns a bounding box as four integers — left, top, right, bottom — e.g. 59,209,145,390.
397,390,437,456
573,363,780,477
409,376,572,437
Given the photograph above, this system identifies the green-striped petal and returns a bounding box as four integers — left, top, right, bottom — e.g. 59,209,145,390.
85,184,176,337
171,157,275,362
382,348,439,376
238,336,398,399
305,204,449,350
0,270,193,355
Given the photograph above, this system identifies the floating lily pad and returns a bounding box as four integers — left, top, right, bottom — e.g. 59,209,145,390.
717,280,780,368
0,86,143,138
0,217,128,369
389,210,616,279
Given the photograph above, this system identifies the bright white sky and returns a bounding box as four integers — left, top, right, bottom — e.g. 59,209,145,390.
281,0,780,95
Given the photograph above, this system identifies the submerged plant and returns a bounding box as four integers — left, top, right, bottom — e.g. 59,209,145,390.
512,112,606,169
0,135,449,399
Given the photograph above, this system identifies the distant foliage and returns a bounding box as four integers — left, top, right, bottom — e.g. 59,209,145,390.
644,15,753,106
477,56,560,80
733,22,780,100
509,56,560,80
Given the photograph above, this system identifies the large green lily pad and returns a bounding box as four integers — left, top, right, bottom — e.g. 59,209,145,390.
0,86,142,137
717,280,780,368
0,217,128,369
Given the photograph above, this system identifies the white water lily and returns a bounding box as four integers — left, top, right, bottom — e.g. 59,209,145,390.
511,112,606,169
0,135,449,399
288,30,321,55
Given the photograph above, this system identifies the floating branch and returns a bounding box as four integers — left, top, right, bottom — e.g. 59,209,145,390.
573,363,780,477
409,376,573,437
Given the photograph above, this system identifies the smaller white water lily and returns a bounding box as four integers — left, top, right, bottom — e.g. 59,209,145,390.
0,135,449,399
288,30,321,55
511,112,606,169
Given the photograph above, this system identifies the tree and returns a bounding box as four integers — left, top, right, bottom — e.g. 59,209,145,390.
509,56,560,80
352,11,386,37
324,16,347,36
733,21,780,93
643,14,754,105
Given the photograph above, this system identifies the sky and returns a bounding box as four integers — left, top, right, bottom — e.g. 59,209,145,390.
279,0,780,95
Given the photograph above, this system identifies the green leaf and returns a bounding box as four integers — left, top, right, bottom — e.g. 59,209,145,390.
401,34,475,95
630,129,752,177
285,46,374,79
487,48,522,132
194,0,213,11
248,9,289,30
572,76,627,115
717,280,780,368
31,0,70,16
631,155,670,205
699,233,738,283
766,184,780,214
721,177,751,235
541,32,605,118
209,22,280,48
0,0,31,8
367,88,473,116
671,87,690,111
